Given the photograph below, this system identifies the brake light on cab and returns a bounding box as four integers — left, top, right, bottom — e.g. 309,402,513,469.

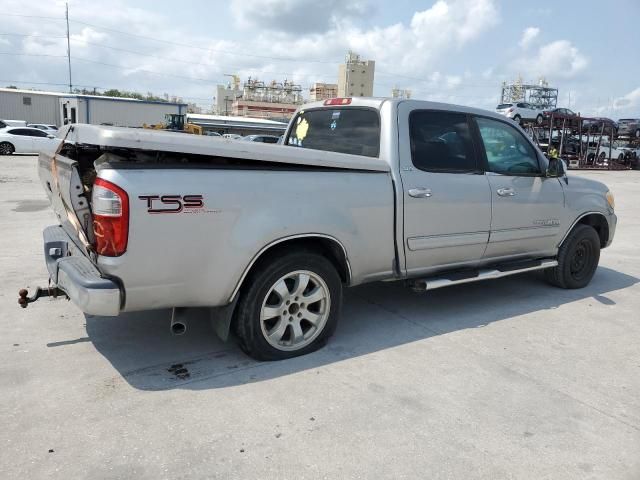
92,178,129,256
324,97,352,106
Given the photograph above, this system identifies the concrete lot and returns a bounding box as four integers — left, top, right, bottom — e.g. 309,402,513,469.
1,155,639,479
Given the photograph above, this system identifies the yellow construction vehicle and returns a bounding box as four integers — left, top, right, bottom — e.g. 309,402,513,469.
143,114,203,135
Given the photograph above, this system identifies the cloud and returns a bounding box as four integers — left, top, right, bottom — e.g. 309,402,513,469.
1,0,501,110
519,27,539,48
613,87,640,110
515,40,588,80
230,0,371,34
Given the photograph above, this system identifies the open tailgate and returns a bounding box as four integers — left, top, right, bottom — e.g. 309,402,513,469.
38,148,93,254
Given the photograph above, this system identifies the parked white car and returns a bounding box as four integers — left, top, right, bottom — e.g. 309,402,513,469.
0,127,60,155
223,133,243,140
0,119,27,128
28,123,59,132
586,142,626,164
496,102,544,125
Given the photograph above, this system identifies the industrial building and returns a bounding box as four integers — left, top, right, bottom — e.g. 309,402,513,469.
338,51,375,97
500,76,558,109
309,83,338,101
215,75,243,115
0,87,187,127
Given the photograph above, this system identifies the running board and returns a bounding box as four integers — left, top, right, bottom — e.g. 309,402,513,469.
410,259,558,292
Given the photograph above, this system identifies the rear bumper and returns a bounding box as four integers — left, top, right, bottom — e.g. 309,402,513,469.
44,225,122,316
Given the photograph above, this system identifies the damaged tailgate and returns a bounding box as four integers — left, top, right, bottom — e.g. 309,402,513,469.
38,139,94,253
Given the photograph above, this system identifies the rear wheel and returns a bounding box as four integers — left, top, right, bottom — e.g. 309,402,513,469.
536,114,543,125
234,251,342,361
513,114,521,125
545,224,600,289
0,142,14,155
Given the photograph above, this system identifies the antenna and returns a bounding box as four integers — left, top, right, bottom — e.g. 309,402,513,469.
65,2,72,93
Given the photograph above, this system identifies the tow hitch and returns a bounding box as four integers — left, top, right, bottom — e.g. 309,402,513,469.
18,287,67,308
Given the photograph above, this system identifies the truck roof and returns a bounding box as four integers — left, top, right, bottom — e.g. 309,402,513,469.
57,124,390,172
299,97,512,123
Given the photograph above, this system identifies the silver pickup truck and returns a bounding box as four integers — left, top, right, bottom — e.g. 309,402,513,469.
22,97,617,360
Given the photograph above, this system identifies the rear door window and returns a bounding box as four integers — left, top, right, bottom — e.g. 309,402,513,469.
27,129,48,137
287,108,380,157
8,129,30,136
409,111,477,172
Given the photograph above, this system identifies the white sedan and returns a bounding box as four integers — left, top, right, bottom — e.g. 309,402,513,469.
28,123,59,133
0,127,60,155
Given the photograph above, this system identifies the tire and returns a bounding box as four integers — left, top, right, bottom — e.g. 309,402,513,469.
234,251,342,361
598,152,606,163
635,129,640,138
536,114,543,125
0,142,15,155
545,224,600,289
513,115,521,125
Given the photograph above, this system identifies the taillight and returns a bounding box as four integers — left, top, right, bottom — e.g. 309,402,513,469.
92,178,129,256
324,97,352,106
507,108,514,113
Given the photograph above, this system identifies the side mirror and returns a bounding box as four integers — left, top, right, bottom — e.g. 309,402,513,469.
546,157,566,178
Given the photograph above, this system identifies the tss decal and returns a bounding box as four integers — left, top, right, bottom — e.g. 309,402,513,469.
139,195,205,214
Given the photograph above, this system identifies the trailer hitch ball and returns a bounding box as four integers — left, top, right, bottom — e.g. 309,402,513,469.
18,287,66,309
18,289,29,308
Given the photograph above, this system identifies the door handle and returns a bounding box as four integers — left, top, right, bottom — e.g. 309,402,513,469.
496,187,516,197
408,188,432,198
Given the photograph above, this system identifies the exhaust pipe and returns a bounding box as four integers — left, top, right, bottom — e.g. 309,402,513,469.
170,307,187,335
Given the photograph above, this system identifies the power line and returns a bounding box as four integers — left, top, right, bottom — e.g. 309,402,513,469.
2,13,65,20
0,52,67,58
0,33,67,39
70,18,339,65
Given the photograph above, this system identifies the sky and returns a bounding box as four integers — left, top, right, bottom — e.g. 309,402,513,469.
1,0,639,117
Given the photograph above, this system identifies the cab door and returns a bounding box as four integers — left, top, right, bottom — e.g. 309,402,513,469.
472,116,565,259
398,105,492,276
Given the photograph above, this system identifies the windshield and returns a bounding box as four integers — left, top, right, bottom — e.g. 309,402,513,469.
286,108,380,158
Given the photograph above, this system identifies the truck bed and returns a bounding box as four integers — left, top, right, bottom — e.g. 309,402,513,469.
38,125,397,313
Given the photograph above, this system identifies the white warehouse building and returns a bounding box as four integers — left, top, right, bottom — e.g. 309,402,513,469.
0,88,187,128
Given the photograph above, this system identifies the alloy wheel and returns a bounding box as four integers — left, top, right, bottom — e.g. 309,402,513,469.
260,270,331,351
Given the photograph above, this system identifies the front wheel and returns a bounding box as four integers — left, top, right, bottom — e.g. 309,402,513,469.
234,251,342,360
545,224,600,289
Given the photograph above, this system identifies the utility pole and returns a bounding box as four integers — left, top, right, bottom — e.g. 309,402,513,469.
65,2,72,93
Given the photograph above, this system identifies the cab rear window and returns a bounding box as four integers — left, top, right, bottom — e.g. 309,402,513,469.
286,108,380,158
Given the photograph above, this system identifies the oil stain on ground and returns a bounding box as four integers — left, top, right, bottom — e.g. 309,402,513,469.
10,199,50,212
